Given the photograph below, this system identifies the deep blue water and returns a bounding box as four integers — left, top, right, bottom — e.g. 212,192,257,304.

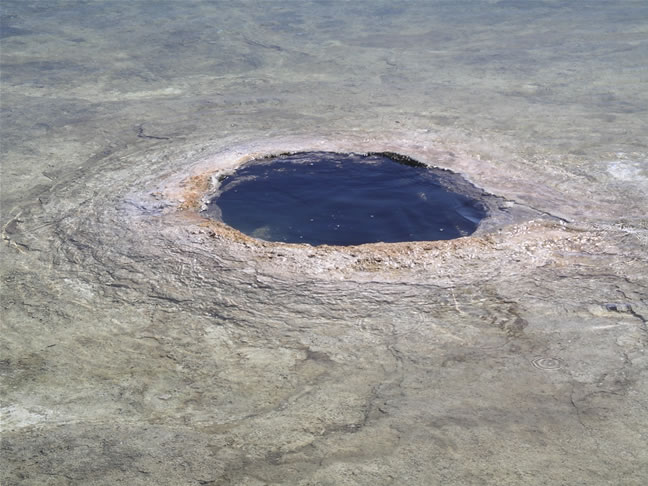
207,152,486,245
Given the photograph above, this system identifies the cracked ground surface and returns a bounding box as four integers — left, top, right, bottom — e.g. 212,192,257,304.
2,1,648,485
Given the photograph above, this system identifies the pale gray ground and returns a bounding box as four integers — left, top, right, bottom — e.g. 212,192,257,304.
1,1,648,485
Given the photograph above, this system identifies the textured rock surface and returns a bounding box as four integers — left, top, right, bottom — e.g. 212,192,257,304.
2,1,648,485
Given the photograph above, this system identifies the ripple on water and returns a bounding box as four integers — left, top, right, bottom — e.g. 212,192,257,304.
531,357,564,371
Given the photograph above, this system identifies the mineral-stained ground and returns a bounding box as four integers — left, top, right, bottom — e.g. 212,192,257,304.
2,1,647,485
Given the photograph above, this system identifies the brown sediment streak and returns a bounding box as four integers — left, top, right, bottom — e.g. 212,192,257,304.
178,173,213,210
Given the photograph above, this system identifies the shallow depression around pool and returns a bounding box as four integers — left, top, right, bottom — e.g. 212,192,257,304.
204,151,488,245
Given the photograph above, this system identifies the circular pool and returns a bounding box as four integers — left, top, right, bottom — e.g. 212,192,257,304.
205,151,488,245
